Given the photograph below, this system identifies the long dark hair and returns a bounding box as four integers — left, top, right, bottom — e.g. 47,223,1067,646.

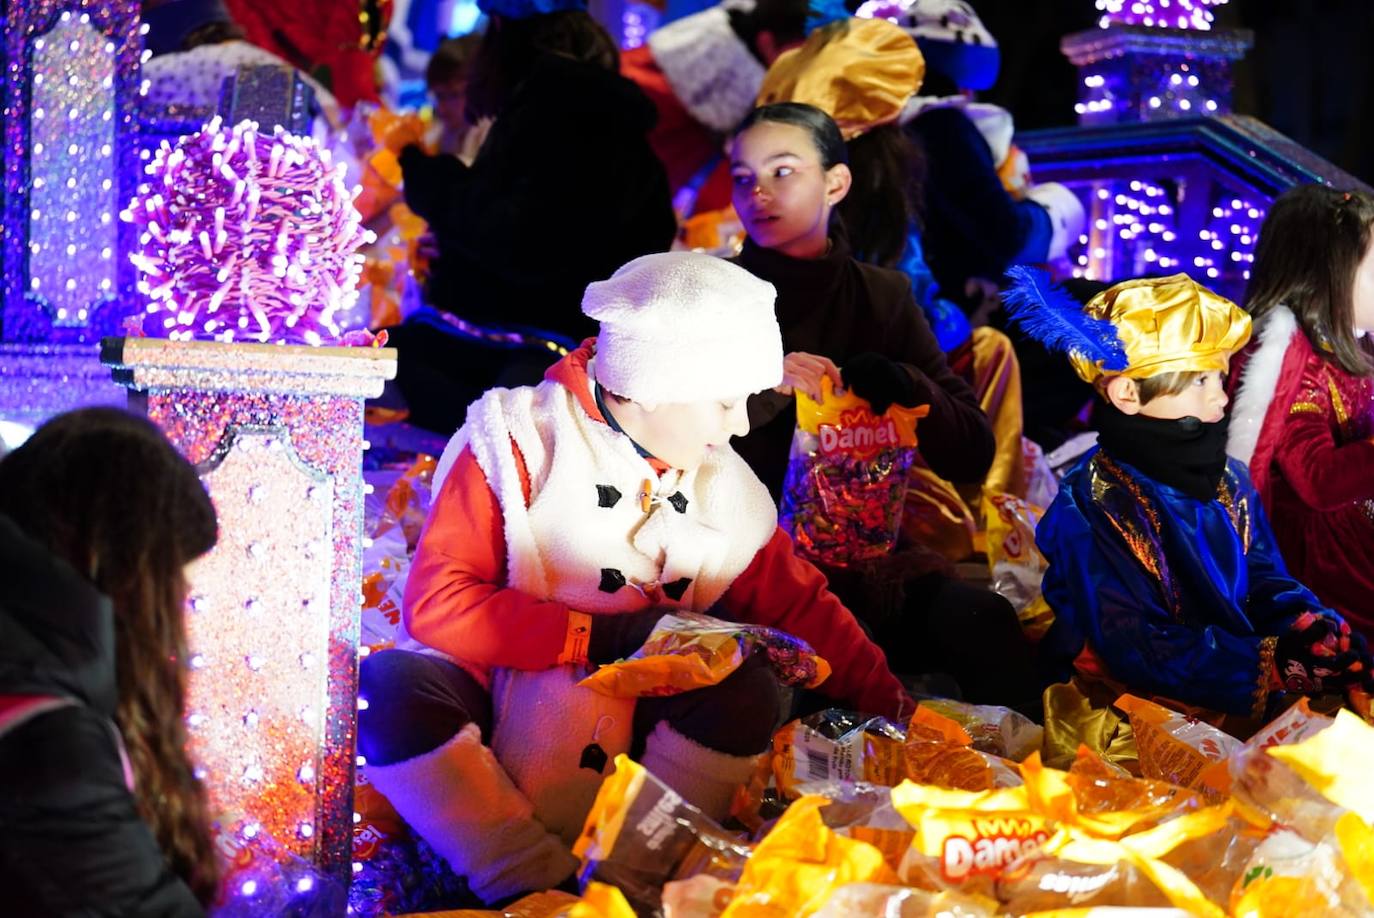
464,10,619,122
1246,184,1374,376
840,122,925,268
0,408,220,904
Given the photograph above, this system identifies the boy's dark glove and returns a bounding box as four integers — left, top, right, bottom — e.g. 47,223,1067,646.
587,609,666,665
841,352,928,415
1275,612,1371,695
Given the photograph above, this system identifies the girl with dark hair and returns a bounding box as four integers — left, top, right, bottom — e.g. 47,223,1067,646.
0,408,219,915
1228,184,1374,638
727,100,1044,715
756,18,1040,559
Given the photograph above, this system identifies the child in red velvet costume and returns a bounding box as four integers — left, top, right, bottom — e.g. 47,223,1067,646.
1229,185,1374,640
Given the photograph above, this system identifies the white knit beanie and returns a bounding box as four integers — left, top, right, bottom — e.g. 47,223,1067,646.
582,252,783,405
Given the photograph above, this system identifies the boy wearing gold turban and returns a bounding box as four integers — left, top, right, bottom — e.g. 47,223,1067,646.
1005,269,1374,724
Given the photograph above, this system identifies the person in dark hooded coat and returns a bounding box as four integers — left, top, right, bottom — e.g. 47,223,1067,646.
0,409,219,916
385,5,677,434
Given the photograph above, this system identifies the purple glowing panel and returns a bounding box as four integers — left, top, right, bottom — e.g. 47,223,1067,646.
1065,179,1261,302
1075,56,1235,126
3,0,142,344
28,17,118,328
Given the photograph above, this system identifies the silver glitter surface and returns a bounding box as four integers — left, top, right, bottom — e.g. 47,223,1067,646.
28,18,119,326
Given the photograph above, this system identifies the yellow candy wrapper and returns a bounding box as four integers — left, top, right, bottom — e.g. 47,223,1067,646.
1020,910,1193,917
1036,805,1235,918
998,855,1175,913
662,874,737,918
580,613,830,699
889,781,1051,886
1228,829,1369,916
983,492,1055,641
811,882,1000,916
721,795,900,918
780,375,929,566
1267,708,1374,823
918,698,1045,762
1020,752,1200,841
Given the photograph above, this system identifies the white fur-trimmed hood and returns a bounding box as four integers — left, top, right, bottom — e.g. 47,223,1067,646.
1227,304,1298,467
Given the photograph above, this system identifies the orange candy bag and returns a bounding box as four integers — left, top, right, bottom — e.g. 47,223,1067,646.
580,613,830,699
1113,695,1240,794
903,706,1023,792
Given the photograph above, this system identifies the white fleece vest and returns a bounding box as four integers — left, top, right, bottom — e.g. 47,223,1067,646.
428,367,778,843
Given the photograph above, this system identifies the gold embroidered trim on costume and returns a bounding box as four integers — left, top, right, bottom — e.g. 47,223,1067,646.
1090,453,1183,619
1328,375,1350,429
1289,401,1322,415
1216,470,1251,554
1253,635,1278,720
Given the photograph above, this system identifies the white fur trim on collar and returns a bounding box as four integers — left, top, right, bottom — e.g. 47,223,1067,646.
649,7,765,134
1227,304,1297,467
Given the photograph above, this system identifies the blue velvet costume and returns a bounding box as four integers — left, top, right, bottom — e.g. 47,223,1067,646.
1036,448,1328,717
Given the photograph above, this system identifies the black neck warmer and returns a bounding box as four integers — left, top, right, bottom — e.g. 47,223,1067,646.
1095,404,1230,502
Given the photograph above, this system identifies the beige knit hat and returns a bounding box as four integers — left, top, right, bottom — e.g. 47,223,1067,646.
582,252,783,405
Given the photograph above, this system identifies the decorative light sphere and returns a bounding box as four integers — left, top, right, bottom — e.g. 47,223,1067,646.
120,117,375,346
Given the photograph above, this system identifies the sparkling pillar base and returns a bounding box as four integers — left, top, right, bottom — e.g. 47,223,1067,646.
101,336,397,884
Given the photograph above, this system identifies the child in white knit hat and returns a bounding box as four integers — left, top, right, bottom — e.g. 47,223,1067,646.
357,251,909,904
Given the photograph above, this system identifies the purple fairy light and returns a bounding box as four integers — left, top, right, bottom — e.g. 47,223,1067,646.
121,117,374,346
1094,0,1228,31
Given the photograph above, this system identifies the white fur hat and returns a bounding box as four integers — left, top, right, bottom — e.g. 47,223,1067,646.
582,252,783,405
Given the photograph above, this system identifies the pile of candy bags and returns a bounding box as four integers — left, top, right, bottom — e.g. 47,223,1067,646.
400,692,1374,918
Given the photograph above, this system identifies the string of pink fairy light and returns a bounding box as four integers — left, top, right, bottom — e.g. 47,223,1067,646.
122,116,374,345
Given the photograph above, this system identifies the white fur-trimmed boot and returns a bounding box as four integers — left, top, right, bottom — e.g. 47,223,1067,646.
364,723,579,904
639,721,764,823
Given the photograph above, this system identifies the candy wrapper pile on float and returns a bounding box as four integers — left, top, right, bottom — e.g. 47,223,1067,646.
546,693,1374,917
104,107,396,889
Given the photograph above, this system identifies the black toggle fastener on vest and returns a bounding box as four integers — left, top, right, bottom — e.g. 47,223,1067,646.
598,568,626,593
661,577,692,601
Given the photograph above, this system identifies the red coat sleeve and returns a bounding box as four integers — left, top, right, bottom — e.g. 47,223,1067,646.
402,445,572,670
1272,366,1374,512
719,528,913,721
